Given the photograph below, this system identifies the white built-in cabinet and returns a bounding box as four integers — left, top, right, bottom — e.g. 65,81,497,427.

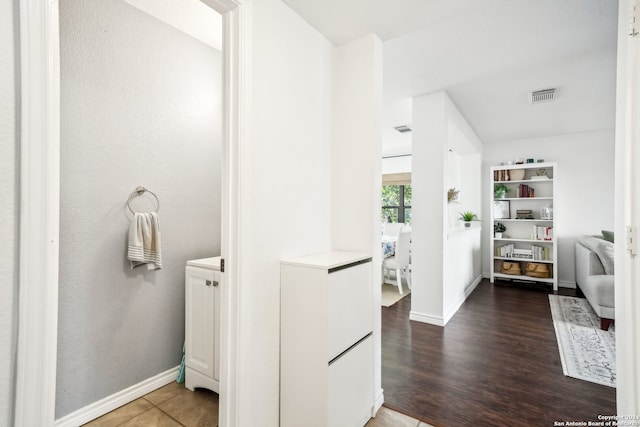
490,162,558,291
185,256,221,393
280,252,374,427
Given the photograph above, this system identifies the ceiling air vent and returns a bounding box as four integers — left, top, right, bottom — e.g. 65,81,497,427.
530,88,557,104
394,125,412,133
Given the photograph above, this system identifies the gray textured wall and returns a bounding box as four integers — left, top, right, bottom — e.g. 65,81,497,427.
57,0,221,418
0,0,17,424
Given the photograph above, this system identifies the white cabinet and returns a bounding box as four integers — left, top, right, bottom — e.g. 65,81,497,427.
280,252,374,427
489,163,558,290
185,256,221,393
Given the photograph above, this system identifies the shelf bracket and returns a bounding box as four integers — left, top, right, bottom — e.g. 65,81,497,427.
630,0,640,37
626,226,637,255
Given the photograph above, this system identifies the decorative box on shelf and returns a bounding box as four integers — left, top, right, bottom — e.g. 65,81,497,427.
510,169,525,180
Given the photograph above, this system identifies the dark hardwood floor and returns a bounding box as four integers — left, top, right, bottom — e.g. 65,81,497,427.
381,280,616,427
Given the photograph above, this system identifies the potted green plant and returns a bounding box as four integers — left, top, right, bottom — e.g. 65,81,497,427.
494,222,506,238
494,183,510,199
459,211,478,228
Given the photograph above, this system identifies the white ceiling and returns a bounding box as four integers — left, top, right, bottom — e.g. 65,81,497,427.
125,0,222,49
282,0,619,155
281,0,509,46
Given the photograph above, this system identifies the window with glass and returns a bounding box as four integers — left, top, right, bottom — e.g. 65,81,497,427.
382,184,412,224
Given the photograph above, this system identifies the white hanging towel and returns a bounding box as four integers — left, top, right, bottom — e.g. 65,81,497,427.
128,212,163,270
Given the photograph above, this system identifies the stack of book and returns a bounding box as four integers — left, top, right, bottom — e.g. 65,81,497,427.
532,225,553,241
495,243,514,257
517,184,535,198
531,244,550,260
516,209,534,219
512,248,533,259
493,170,510,181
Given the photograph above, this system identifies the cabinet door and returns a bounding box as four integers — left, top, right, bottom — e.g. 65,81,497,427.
328,335,374,427
185,266,215,378
213,270,220,382
327,262,373,361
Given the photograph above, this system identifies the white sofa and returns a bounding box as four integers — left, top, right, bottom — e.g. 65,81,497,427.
574,235,615,330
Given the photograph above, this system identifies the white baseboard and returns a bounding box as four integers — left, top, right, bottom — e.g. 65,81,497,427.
410,275,482,327
54,366,180,427
409,310,445,326
372,388,384,417
443,274,482,324
559,280,576,289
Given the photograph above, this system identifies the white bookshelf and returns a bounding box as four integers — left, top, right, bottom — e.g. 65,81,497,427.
489,162,558,291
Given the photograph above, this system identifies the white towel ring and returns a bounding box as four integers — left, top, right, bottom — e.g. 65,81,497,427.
127,186,160,214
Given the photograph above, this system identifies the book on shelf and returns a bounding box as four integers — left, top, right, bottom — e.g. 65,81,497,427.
515,209,534,219
518,184,535,198
494,169,514,182
532,225,553,241
496,244,550,261
512,248,533,259
531,244,550,260
495,243,514,257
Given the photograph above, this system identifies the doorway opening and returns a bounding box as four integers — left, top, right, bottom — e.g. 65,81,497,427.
15,0,244,425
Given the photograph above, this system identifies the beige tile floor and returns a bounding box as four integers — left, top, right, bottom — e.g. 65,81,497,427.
365,407,433,427
83,382,218,427
83,381,431,427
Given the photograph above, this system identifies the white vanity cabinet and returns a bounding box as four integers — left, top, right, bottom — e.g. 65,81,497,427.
280,252,374,427
185,256,221,393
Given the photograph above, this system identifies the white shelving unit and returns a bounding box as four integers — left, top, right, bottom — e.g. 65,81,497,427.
489,162,558,291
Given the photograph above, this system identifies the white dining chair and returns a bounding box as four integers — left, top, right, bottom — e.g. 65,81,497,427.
382,229,411,294
382,222,404,237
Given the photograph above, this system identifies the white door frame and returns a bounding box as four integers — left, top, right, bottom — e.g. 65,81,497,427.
15,0,248,425
202,1,250,425
15,1,61,425
615,0,640,416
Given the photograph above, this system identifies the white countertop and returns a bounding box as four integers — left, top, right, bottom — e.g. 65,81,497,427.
281,251,371,269
186,256,222,270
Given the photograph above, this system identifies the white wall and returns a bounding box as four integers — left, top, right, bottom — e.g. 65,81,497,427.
460,154,482,221
382,155,411,174
412,92,447,322
0,0,17,424
481,129,615,286
446,150,461,226
57,0,222,417
237,5,386,425
412,91,483,326
237,0,333,424
331,33,383,410
443,228,482,322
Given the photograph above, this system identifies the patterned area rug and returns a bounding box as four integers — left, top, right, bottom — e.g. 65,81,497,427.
381,284,410,307
548,295,616,387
